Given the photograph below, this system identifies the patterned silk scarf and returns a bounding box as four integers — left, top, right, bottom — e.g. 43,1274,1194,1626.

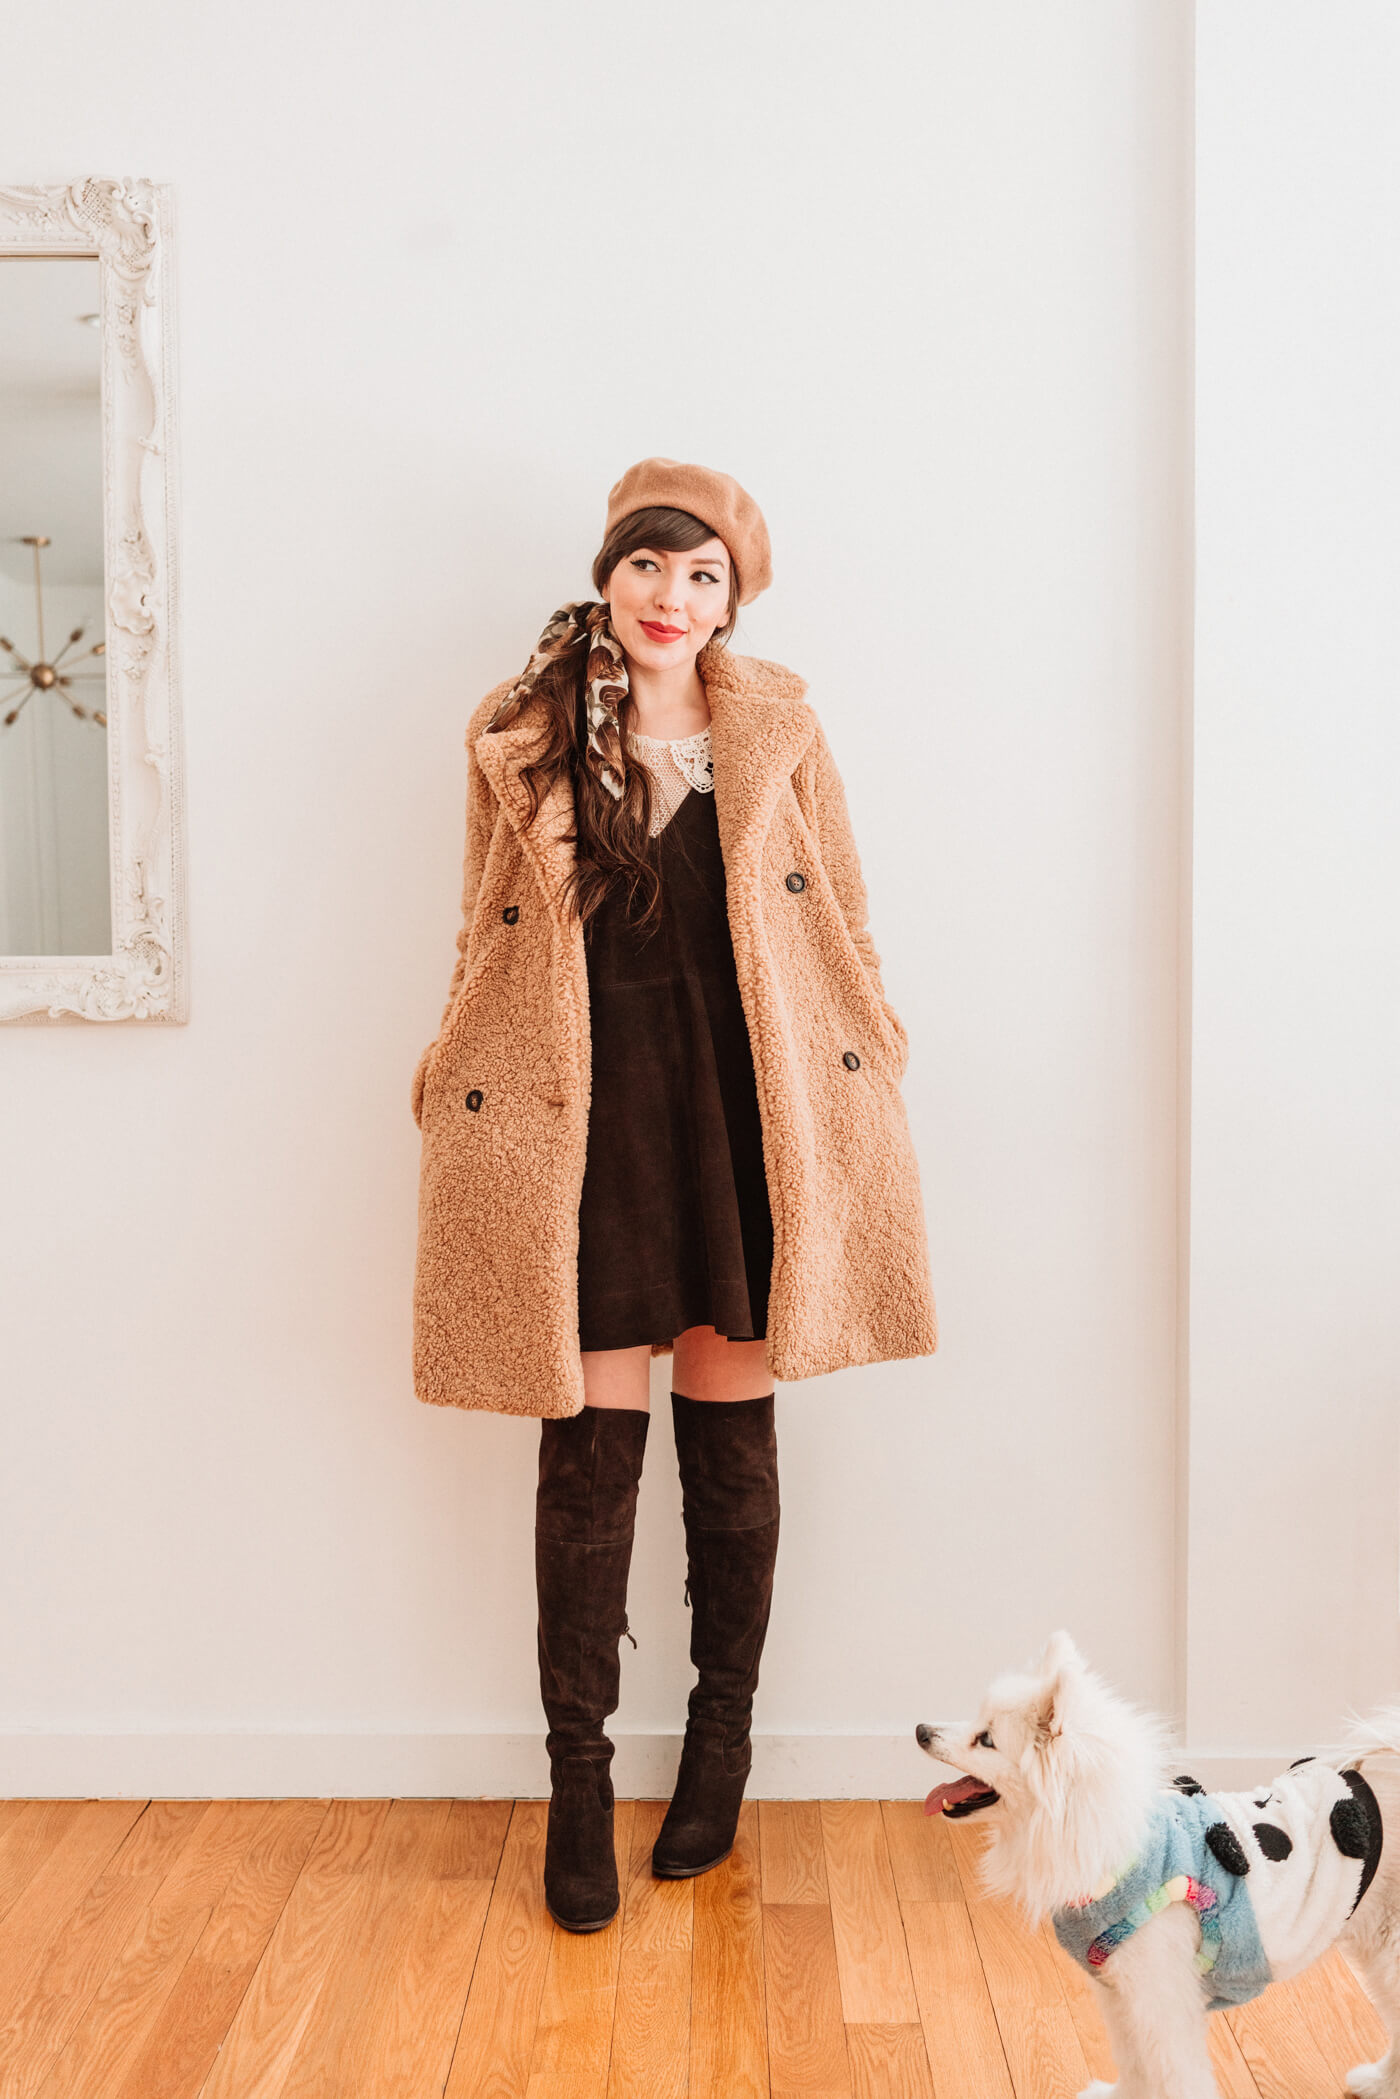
487,599,631,801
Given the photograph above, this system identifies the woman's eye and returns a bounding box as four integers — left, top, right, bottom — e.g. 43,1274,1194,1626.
974,1730,994,1749
630,557,657,571
695,570,720,585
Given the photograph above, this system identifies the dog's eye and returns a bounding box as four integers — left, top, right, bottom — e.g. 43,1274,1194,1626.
974,1729,995,1750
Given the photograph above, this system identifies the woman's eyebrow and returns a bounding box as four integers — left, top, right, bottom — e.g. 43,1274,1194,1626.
635,547,728,568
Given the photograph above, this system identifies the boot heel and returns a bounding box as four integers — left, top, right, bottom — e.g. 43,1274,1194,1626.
650,1715,753,1877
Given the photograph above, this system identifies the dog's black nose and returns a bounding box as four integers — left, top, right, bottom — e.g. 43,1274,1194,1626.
915,1722,934,1749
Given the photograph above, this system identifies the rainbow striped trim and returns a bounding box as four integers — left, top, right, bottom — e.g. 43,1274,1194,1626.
1086,1873,1222,1975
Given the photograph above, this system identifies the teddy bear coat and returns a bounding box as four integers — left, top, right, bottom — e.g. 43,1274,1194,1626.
410,637,938,1417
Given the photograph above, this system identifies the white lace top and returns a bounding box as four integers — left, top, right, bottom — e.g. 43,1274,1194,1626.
626,724,715,836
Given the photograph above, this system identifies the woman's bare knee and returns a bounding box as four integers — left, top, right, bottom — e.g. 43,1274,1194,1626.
580,1343,652,1411
671,1325,774,1402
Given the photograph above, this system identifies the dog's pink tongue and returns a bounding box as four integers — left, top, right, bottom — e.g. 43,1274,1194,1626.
924,1775,984,1817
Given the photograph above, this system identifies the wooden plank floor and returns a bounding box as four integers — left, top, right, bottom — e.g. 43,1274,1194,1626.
0,1796,1387,2097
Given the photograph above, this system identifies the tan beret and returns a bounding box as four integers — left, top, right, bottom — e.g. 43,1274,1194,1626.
603,456,772,605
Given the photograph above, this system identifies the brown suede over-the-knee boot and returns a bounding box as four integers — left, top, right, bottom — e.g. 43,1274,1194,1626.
651,1389,780,1879
536,1404,649,1931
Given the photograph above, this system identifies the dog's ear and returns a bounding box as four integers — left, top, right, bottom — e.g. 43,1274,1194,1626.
1039,1629,1081,1676
1041,1628,1083,1679
1035,1630,1082,1741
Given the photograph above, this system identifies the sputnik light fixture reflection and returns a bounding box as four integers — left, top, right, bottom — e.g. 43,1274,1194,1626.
0,535,107,730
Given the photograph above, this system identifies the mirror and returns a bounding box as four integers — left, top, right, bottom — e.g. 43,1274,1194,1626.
0,181,186,1022
0,255,111,955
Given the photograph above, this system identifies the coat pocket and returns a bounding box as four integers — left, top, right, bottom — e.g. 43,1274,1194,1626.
411,1039,439,1128
874,994,911,1080
842,963,910,1081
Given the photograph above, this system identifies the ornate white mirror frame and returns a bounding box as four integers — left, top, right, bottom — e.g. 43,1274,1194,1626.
0,178,186,1022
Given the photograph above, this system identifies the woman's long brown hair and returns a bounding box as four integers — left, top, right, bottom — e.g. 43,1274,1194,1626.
484,506,738,936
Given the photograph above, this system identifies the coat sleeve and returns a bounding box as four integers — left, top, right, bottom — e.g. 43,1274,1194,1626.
411,713,499,1127
804,717,911,1077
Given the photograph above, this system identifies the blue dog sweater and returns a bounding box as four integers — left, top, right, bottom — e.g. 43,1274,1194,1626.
1053,1762,1381,2012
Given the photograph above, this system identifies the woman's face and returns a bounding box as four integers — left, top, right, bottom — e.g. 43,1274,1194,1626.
604,538,733,673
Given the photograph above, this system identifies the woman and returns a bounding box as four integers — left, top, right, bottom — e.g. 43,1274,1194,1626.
411,457,937,1932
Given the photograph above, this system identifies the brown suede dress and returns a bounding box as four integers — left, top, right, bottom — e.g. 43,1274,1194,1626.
576,782,774,1351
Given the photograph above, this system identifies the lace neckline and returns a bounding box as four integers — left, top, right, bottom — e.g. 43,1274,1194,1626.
628,724,711,750
626,723,714,796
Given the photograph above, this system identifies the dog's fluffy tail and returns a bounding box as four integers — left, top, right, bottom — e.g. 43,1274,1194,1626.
1339,1702,1400,1761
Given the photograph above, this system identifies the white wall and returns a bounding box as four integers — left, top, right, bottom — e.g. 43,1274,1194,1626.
1187,2,1400,1754
3,1,1196,1793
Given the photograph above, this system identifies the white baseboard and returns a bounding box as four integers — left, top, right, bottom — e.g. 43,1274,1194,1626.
0,1733,1288,1801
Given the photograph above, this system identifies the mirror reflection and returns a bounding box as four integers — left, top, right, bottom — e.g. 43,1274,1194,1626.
0,255,110,956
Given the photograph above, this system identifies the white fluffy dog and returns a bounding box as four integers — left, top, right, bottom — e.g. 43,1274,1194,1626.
916,1630,1400,2099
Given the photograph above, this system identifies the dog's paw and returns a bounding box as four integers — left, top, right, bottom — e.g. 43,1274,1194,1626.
1346,2060,1399,2099
1077,2084,1117,2099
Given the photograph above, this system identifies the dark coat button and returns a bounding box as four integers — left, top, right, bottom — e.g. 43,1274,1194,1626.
842,1050,861,1071
785,870,806,892
465,1089,483,1111
502,905,520,924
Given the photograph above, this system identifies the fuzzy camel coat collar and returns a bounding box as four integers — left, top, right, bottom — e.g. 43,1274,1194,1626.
411,639,937,1416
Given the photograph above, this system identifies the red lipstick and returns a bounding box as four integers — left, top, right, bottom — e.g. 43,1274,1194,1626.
640,621,686,642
